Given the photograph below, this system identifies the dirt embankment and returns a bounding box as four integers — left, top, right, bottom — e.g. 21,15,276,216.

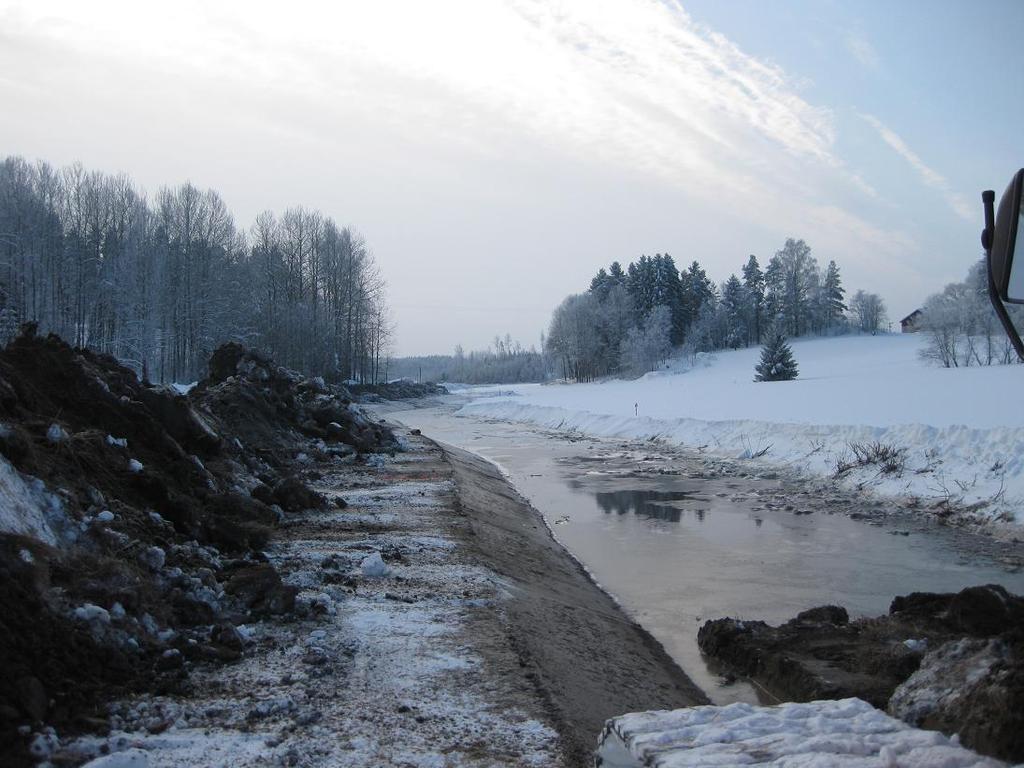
0,329,396,765
698,586,1024,763
442,445,708,766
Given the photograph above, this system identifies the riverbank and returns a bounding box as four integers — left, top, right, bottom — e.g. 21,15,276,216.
455,335,1024,538
54,426,705,768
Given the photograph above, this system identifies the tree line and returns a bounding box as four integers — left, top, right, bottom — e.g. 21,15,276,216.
391,334,546,384
0,156,391,383
546,238,887,381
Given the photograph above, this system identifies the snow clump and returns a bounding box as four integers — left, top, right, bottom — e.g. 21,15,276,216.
46,423,68,443
360,552,390,578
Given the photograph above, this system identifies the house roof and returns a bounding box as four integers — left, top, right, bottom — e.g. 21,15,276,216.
900,309,923,324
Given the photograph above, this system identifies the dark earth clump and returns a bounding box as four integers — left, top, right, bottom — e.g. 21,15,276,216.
0,328,395,765
698,583,1024,763
350,379,448,403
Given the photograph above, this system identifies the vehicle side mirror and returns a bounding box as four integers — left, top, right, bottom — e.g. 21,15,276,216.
989,168,1024,303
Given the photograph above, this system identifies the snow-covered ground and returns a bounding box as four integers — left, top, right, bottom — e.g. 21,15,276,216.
457,334,1024,534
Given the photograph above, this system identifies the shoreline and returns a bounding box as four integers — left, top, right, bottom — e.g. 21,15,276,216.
439,442,709,765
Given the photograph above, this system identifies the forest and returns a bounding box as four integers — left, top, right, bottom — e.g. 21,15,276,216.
0,156,391,384
545,239,887,381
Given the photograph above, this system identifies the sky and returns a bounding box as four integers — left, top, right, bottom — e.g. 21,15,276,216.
1,0,1021,355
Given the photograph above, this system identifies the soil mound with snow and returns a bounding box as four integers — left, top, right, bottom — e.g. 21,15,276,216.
0,328,395,765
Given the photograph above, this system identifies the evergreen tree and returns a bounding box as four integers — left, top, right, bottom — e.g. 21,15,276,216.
720,274,747,349
677,260,713,342
822,260,846,331
754,334,799,381
589,267,611,299
741,254,765,344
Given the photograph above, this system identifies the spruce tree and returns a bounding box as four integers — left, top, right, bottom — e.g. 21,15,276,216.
822,260,846,330
754,334,799,381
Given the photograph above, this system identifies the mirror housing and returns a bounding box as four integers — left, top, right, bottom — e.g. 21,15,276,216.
989,168,1024,303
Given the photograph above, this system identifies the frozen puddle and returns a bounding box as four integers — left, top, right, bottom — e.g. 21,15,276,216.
596,698,1005,767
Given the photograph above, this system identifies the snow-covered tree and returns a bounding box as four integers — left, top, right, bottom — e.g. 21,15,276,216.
850,290,887,335
0,155,393,383
620,305,672,374
754,334,798,381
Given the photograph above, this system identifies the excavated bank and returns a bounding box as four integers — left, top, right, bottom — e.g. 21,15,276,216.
441,444,709,767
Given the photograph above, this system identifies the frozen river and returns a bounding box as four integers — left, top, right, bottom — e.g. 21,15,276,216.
386,403,1024,705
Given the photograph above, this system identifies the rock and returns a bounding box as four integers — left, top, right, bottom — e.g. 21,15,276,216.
271,476,323,513
139,546,166,571
889,636,1024,763
794,605,849,625
206,492,278,527
224,564,296,616
211,623,246,651
250,483,275,506
947,584,1024,637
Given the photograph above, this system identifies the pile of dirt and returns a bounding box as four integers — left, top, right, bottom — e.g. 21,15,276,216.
350,379,448,403
196,342,399,459
0,329,395,765
698,584,1024,762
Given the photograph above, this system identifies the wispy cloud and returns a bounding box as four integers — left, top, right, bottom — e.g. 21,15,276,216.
845,31,880,71
860,113,973,221
0,0,924,326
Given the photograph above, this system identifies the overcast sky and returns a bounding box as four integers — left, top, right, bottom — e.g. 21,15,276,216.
2,0,1021,355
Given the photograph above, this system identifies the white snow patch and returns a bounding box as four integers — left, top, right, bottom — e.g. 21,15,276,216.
127,459,144,473
106,435,128,448
169,381,198,396
597,697,1004,767
74,604,112,624
46,423,68,443
360,552,390,578
0,454,69,545
81,749,150,768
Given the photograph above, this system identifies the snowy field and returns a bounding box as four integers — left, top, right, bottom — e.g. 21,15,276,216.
457,334,1024,534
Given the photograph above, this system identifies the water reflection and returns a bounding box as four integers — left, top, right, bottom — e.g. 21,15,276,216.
592,489,700,523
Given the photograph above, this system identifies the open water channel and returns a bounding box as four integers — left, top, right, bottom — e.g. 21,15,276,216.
387,402,1024,704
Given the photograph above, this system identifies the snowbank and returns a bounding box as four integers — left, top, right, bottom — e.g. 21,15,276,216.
596,698,1004,767
458,335,1024,532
